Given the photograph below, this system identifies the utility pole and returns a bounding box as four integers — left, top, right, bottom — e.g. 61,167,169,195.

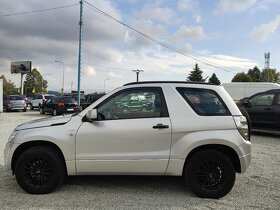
264,52,270,82
132,69,144,82
77,0,84,109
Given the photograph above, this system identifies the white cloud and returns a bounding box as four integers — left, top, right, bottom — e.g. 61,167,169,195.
173,25,206,41
86,66,97,76
108,72,122,78
214,0,256,14
193,15,201,23
138,7,175,23
177,0,198,12
251,15,280,42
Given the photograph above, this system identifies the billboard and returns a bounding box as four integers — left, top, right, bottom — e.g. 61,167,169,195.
11,61,32,74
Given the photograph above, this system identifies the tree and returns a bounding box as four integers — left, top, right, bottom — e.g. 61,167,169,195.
260,68,280,83
0,75,18,95
231,72,252,82
187,63,205,82
247,66,261,82
208,73,221,85
23,68,48,95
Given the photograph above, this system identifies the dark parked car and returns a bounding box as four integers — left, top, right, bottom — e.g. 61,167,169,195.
238,89,280,130
83,93,105,109
3,95,27,112
40,97,78,116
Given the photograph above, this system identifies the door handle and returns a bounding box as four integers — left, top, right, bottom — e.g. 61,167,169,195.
153,123,169,129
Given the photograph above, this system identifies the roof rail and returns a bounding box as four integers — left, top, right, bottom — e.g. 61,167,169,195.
124,81,215,86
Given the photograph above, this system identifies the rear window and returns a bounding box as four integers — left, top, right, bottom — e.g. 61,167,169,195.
9,95,25,100
59,97,75,103
176,88,230,116
45,95,54,100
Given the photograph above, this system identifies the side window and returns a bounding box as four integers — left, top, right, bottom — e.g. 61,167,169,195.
38,95,43,99
249,93,274,106
97,88,168,120
177,87,230,116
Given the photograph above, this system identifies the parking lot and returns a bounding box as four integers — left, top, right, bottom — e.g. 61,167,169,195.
0,110,279,209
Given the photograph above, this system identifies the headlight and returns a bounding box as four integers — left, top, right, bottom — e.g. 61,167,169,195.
8,130,18,143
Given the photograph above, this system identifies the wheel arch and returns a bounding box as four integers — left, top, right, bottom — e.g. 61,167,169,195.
11,140,67,175
183,144,241,175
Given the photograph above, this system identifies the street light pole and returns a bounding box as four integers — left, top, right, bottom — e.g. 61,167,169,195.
132,69,144,82
104,78,110,93
54,60,65,93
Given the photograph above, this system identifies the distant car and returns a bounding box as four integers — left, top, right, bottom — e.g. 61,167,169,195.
40,96,78,116
30,94,55,110
238,89,280,130
3,95,27,112
26,96,33,106
83,93,105,109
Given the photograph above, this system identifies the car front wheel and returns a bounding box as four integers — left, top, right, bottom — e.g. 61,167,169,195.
14,146,65,194
185,150,235,199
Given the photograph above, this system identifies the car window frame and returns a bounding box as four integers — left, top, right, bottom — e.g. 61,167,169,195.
249,92,276,106
176,87,231,116
93,87,169,121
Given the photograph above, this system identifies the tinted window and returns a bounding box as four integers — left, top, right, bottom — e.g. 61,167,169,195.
59,98,75,103
9,95,25,100
97,88,168,120
249,93,274,106
177,88,230,116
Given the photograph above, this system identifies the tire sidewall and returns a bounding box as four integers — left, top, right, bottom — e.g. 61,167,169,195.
15,147,64,194
185,150,236,199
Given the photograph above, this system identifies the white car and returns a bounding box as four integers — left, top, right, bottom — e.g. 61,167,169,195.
30,94,55,109
4,82,251,198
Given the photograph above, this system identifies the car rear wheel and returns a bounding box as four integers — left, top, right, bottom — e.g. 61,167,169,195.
40,107,45,114
184,150,235,199
14,146,65,194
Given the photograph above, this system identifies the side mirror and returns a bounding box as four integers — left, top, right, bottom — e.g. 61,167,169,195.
243,100,251,107
86,109,98,121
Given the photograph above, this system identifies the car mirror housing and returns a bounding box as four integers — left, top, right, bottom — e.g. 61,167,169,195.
86,109,98,121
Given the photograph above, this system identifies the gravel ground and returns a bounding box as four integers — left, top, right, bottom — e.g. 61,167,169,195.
0,111,280,209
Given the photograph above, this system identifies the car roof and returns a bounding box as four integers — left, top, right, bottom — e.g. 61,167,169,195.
124,81,216,86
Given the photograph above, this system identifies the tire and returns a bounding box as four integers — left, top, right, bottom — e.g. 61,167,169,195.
40,107,45,114
142,107,147,112
53,108,57,116
14,146,65,194
30,104,34,110
185,150,236,199
38,103,41,108
23,108,27,112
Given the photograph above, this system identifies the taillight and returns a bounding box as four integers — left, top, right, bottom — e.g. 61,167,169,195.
58,102,65,107
233,116,249,141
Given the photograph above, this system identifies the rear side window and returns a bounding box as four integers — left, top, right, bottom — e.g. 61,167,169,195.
177,88,230,116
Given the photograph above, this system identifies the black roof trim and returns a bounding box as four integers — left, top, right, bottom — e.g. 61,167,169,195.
124,81,216,86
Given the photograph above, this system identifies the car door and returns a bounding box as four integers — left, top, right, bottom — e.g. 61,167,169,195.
76,87,172,175
245,92,277,129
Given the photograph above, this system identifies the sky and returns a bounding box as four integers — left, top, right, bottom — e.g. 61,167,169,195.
0,0,280,93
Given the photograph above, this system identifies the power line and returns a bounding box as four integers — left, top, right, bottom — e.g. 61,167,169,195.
84,1,237,74
0,4,79,18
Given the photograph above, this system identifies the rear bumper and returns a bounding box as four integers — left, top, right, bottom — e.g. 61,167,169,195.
238,140,251,173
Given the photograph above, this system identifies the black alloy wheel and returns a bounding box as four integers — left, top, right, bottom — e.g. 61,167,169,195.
15,146,65,194
185,150,235,199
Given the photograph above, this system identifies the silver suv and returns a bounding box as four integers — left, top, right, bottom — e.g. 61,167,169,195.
4,82,251,198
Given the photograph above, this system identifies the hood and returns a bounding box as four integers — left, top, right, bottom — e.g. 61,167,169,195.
15,115,72,131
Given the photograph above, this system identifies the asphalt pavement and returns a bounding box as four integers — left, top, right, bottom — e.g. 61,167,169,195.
0,110,279,209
